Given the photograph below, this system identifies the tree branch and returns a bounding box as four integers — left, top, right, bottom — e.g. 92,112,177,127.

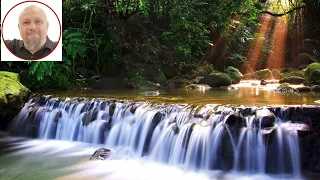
260,3,309,16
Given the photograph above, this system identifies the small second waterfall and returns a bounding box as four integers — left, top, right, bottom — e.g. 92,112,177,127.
7,96,312,178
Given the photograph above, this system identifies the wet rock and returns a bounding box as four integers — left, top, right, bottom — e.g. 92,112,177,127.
140,90,160,96
171,123,179,134
82,108,99,125
225,113,245,128
256,109,275,128
260,79,267,85
276,83,297,93
52,109,62,123
198,72,232,87
130,103,140,114
279,76,304,85
311,85,320,93
297,86,312,93
90,148,111,160
261,127,275,135
109,103,116,117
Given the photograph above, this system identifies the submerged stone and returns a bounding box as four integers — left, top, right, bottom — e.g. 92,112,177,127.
90,148,111,160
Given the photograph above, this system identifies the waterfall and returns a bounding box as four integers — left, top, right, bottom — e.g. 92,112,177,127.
8,96,310,177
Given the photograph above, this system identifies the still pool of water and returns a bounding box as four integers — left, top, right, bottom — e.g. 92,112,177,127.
1,134,317,180
42,81,320,106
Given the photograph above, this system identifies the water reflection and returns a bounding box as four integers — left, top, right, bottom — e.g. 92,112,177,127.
41,80,320,106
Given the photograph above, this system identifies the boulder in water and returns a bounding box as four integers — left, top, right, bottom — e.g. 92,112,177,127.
0,71,30,129
256,109,275,128
140,90,160,96
198,72,232,87
276,83,297,93
279,76,304,85
224,66,243,84
260,79,267,85
90,148,111,160
296,86,312,93
311,85,320,93
305,63,320,85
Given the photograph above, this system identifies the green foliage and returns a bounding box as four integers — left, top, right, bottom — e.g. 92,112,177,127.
162,21,210,57
63,28,87,60
196,62,215,76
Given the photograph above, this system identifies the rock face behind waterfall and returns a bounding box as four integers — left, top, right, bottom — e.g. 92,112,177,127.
0,71,30,130
6,95,320,175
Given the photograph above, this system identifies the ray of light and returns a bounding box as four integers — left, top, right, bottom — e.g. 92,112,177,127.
266,16,288,70
246,14,273,72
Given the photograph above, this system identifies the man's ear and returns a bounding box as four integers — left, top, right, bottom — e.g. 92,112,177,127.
47,22,49,28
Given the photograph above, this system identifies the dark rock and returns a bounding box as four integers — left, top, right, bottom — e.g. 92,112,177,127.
225,113,245,128
279,76,304,85
109,103,116,117
260,79,267,85
198,72,232,87
292,53,317,69
311,85,320,92
167,78,191,88
171,123,179,134
90,148,111,160
130,104,140,114
297,86,312,93
162,64,179,79
256,109,275,128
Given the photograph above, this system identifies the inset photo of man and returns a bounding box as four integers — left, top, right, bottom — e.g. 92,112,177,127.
1,0,62,61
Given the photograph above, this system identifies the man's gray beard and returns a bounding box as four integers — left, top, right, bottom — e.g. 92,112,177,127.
25,38,41,51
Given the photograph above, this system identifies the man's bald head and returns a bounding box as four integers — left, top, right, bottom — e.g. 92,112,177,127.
19,5,48,25
18,5,49,53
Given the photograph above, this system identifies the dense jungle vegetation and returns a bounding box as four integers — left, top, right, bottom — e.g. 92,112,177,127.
0,0,320,90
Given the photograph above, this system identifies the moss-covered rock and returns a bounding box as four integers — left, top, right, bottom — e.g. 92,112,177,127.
310,70,320,85
271,69,283,79
281,68,304,78
276,83,297,93
198,72,232,87
293,53,317,69
304,63,320,85
279,76,304,85
0,71,30,129
243,69,273,80
225,66,243,84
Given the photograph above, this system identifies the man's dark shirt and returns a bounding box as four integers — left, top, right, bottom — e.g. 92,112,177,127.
5,36,57,60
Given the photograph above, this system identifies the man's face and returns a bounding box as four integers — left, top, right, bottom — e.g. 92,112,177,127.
18,6,48,51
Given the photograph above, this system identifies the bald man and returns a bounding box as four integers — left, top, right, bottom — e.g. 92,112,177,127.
5,5,57,60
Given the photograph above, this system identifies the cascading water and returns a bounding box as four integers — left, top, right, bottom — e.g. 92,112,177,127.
7,96,310,178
